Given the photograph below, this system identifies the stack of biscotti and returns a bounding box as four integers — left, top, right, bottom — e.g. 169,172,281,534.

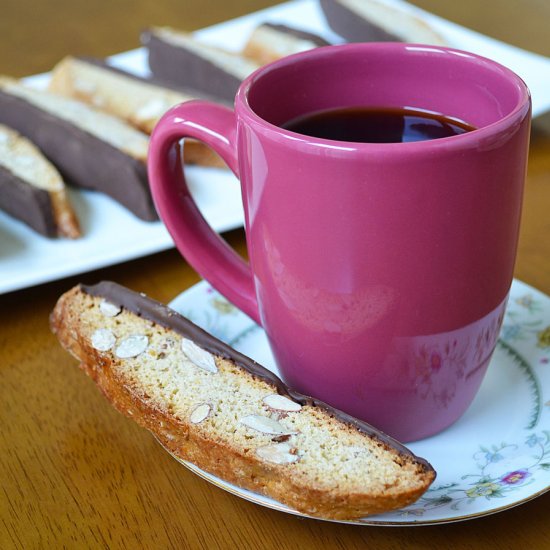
0,20,337,236
140,6,446,107
142,24,335,96
0,77,157,221
51,281,436,520
0,124,80,238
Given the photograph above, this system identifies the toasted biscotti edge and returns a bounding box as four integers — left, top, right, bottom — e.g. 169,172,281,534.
50,283,436,520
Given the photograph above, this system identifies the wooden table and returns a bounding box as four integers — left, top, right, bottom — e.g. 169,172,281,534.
1,1,549,548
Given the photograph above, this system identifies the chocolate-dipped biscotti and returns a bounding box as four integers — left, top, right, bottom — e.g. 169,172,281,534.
49,56,225,167
243,23,331,65
142,27,260,103
319,0,446,45
51,281,436,520
0,124,80,238
0,77,157,221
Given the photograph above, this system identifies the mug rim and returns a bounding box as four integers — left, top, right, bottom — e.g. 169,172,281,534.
236,42,531,153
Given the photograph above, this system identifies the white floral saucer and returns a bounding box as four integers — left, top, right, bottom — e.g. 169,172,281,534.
167,279,550,525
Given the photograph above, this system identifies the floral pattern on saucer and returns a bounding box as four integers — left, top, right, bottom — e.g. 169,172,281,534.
399,430,550,518
169,279,550,525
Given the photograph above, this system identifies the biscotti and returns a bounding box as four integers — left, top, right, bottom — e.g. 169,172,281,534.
243,23,331,65
48,56,225,167
0,124,80,238
51,281,436,520
142,27,260,103
0,77,157,221
319,0,446,45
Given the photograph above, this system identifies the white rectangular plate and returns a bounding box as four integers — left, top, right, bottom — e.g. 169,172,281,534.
2,0,549,294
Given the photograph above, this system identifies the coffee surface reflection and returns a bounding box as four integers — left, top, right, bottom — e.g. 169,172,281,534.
282,106,476,143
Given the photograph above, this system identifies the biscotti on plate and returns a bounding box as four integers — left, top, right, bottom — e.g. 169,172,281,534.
319,0,447,45
0,77,157,221
48,56,225,167
0,124,80,238
50,281,436,520
242,23,331,65
142,27,260,103
48,56,199,133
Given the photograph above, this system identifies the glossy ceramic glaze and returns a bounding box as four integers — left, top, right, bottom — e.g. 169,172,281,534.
148,43,531,441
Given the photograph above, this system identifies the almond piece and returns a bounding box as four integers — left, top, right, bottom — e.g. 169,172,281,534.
99,300,121,317
240,414,297,435
190,403,211,424
263,394,302,412
91,328,116,351
256,442,299,464
181,338,218,373
115,334,148,358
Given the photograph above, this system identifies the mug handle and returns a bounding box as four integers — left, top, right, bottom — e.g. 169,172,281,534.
148,100,260,325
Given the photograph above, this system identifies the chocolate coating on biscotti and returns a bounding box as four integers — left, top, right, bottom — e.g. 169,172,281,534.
142,31,242,103
0,90,157,221
319,0,400,42
81,280,435,472
0,165,56,236
260,23,331,47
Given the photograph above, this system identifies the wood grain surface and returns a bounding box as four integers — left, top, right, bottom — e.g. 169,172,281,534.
1,1,549,549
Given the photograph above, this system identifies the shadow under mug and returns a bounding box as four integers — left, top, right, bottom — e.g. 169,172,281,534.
148,43,531,442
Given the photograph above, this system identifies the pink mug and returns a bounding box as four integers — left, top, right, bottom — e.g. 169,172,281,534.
148,43,531,442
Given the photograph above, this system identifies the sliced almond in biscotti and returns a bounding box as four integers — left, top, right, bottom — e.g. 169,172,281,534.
0,77,157,221
50,281,436,520
319,0,447,45
142,27,260,103
0,124,80,238
243,22,331,65
48,56,225,168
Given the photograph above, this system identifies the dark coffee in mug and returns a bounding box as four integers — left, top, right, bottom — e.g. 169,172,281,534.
281,106,476,143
